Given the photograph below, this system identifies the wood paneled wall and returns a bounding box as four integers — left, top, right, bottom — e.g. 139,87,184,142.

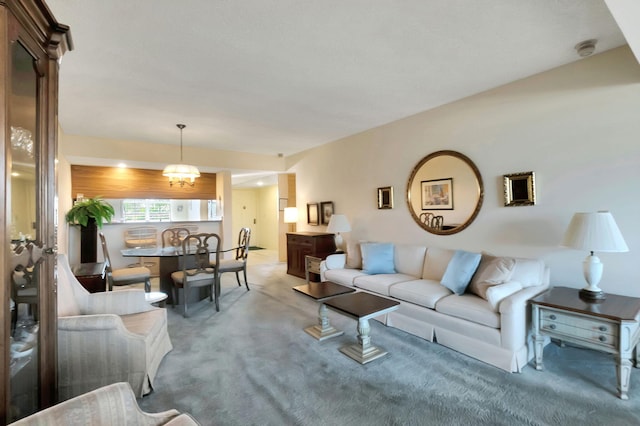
71,165,217,200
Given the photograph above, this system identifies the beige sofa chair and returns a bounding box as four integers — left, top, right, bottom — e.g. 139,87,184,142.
10,382,199,425
57,254,173,400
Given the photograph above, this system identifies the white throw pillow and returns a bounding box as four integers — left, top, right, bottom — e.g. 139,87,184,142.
468,254,516,299
485,281,523,311
345,240,370,269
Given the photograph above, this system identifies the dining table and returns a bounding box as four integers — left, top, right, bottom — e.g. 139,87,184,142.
121,246,238,305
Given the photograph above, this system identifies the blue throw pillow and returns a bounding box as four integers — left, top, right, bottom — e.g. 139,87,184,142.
440,250,482,295
361,243,396,275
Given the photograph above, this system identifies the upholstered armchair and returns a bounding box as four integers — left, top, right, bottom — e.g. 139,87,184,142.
10,382,199,425
56,254,173,400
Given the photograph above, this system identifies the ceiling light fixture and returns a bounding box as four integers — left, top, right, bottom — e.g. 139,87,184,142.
163,124,200,187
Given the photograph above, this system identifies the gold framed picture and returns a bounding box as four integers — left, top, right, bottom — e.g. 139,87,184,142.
503,171,536,206
377,186,394,209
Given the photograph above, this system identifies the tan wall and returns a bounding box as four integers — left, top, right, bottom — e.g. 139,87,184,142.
289,46,640,297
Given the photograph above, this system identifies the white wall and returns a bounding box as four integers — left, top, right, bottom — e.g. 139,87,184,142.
289,46,640,297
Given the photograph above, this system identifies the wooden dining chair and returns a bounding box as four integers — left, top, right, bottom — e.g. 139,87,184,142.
213,227,251,291
161,227,191,248
99,233,152,292
170,233,221,317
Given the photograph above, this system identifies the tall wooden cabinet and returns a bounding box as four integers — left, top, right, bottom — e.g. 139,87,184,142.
1,1,71,422
286,232,336,282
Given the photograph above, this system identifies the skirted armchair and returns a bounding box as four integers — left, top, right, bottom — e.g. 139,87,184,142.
10,382,199,425
56,254,173,400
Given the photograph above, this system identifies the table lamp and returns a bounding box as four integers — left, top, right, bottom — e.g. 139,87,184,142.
326,214,351,252
561,211,628,301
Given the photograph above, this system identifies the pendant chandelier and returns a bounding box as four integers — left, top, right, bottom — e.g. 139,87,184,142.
162,124,200,187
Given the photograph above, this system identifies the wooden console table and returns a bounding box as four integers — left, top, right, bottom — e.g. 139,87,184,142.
72,262,107,293
286,232,336,281
531,287,640,400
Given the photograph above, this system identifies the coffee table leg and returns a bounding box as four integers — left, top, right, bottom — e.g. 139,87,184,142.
340,318,389,364
304,303,344,341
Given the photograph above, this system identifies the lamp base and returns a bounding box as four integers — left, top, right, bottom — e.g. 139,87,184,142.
579,288,606,303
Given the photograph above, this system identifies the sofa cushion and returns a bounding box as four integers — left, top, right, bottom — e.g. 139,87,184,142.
510,258,546,287
468,255,516,299
361,243,395,274
485,281,523,311
353,273,415,296
393,245,427,278
435,294,500,329
389,279,452,309
422,247,455,281
440,250,482,295
324,268,366,287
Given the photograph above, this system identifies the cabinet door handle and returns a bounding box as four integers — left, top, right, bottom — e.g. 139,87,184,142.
549,314,556,320
598,326,607,332
599,335,606,342
549,324,556,330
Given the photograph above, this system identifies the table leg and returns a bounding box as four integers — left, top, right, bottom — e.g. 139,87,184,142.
304,303,344,341
616,356,633,400
533,333,545,371
340,318,389,364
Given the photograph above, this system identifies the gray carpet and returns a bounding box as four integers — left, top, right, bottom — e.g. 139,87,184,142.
139,261,640,426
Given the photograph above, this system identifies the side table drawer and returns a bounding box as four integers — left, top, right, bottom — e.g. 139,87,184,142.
540,309,618,349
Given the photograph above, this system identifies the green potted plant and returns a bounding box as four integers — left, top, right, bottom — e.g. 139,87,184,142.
66,197,115,263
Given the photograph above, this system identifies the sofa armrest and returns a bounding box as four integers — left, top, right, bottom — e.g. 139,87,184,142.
320,253,346,281
499,282,550,350
58,314,143,337
84,289,153,315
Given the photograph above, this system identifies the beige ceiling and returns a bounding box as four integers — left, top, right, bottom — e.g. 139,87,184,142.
47,1,634,177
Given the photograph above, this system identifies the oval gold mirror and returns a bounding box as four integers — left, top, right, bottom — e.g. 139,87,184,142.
406,150,484,235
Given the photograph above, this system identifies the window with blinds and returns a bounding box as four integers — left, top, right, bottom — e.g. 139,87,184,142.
122,199,171,222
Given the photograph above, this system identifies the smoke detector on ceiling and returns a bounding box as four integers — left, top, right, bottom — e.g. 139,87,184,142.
575,39,597,57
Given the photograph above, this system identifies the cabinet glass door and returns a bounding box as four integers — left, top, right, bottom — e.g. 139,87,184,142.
8,39,41,422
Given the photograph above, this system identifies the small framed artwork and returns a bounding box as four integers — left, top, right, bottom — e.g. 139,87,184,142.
307,203,319,225
421,178,453,210
504,171,536,207
320,201,334,225
278,198,288,211
377,186,394,209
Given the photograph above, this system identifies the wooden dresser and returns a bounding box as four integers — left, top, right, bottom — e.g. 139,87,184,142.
286,232,336,281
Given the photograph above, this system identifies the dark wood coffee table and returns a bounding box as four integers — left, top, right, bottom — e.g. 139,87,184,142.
324,292,400,364
293,281,356,341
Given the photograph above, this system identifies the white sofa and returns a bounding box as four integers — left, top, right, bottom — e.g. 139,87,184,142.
320,243,550,372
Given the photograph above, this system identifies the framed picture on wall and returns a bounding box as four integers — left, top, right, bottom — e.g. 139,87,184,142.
421,178,453,210
503,171,536,206
320,201,334,225
307,203,319,225
377,186,394,209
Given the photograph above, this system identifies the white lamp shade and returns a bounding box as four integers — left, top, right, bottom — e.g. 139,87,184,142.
561,211,628,253
283,207,298,223
327,214,351,233
162,163,201,182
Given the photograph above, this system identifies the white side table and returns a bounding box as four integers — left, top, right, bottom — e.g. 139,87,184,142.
145,291,168,307
531,287,640,400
